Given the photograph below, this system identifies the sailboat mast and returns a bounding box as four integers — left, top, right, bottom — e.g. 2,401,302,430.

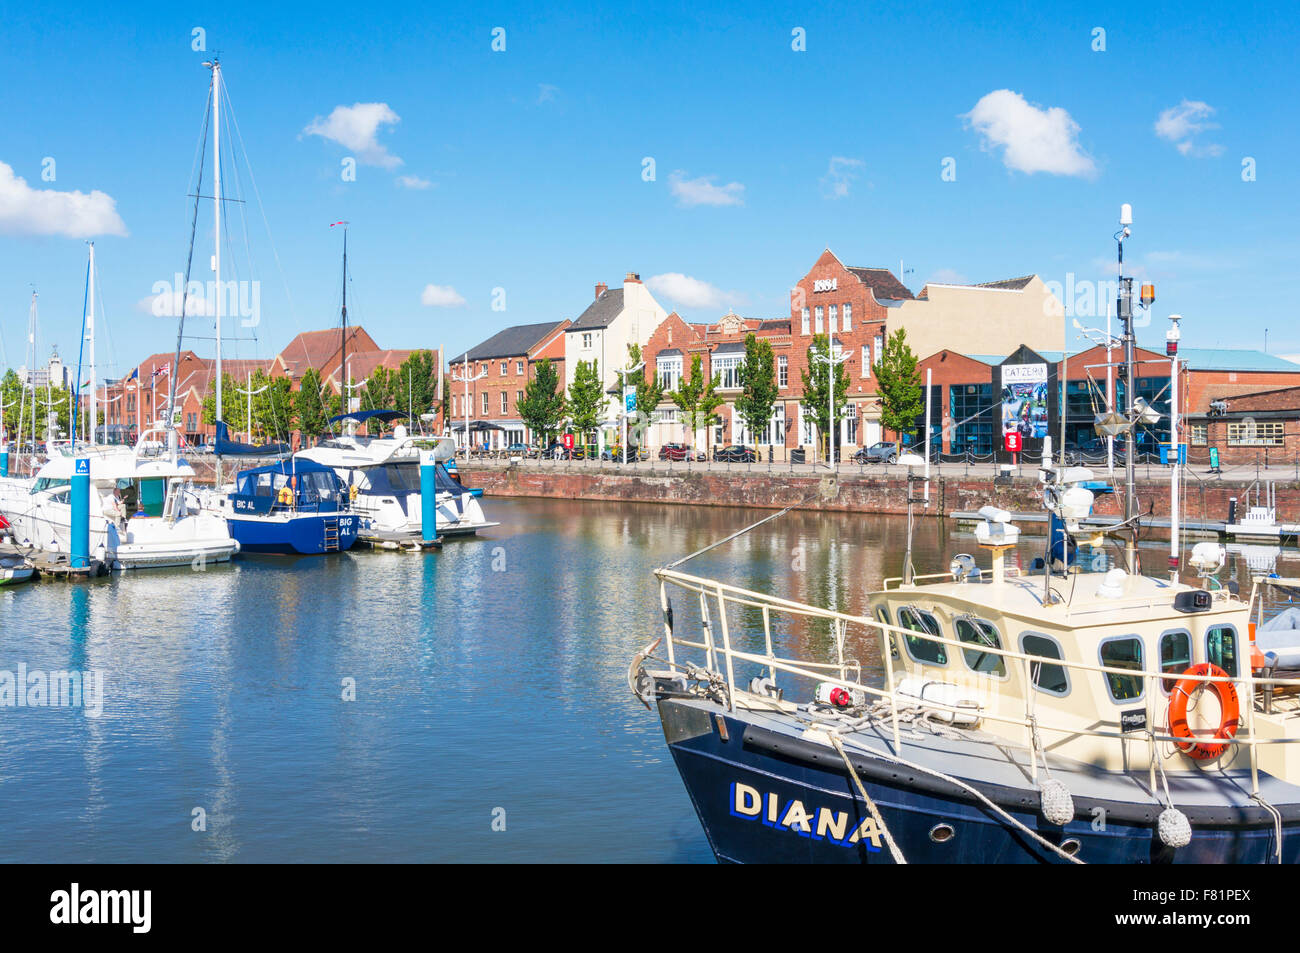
341,225,348,411
87,241,96,445
212,59,223,427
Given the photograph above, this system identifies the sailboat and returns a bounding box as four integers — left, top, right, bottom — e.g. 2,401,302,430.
630,207,1300,864
0,243,237,569
294,226,494,546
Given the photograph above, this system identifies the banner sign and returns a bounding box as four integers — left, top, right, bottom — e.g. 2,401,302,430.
1000,363,1049,441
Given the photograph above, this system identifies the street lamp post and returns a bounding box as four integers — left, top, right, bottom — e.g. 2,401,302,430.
811,340,850,469
616,360,644,464
451,352,487,458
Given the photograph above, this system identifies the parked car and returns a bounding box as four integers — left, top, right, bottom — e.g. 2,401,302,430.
600,445,641,462
658,443,705,462
854,441,898,464
504,442,537,458
713,445,757,463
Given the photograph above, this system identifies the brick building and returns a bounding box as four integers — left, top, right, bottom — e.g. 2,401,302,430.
447,320,569,449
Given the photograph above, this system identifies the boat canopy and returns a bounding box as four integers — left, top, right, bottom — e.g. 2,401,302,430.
327,409,407,426
231,458,348,512
215,421,291,458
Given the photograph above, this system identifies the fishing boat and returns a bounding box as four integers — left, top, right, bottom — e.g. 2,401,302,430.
0,431,237,569
298,412,494,545
630,208,1300,864
216,457,359,555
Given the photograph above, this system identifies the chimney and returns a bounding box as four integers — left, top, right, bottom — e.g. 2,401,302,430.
625,272,641,284
594,282,608,300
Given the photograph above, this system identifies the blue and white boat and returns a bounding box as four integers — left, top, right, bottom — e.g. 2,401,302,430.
221,458,360,555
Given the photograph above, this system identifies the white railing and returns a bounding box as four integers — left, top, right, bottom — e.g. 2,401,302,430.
654,566,1300,795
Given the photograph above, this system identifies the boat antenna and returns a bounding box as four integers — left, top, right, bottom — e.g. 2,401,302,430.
331,221,350,429
1114,203,1153,575
73,246,91,446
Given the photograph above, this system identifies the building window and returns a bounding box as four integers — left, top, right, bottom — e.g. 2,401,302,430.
582,333,593,349
861,344,871,378
799,405,815,445
1099,636,1144,702
778,355,788,388
655,408,678,423
842,302,852,331
801,309,810,335
949,383,994,457
814,307,823,334
501,392,508,414
1190,423,1208,447
874,333,884,364
846,402,858,445
186,413,197,432
516,360,524,375
516,390,523,406
828,304,838,332
481,392,489,415
714,354,743,389
1227,420,1284,447
656,356,683,392
500,361,507,376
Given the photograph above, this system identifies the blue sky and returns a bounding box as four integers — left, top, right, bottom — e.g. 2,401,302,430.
1,0,1297,381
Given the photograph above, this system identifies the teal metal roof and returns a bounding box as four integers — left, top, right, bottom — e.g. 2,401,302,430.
1171,348,1300,372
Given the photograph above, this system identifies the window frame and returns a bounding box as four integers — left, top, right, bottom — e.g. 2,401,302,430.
897,606,947,667
1019,631,1071,697
1097,634,1146,704
955,616,1007,678
1158,628,1192,694
1206,624,1240,677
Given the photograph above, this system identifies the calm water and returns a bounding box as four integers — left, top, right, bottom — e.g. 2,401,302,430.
0,498,1291,862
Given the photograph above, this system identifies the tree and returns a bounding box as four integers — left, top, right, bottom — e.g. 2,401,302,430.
734,333,778,448
360,365,397,434
874,327,923,440
566,358,604,442
294,367,336,441
395,350,439,428
800,334,851,461
615,343,664,448
518,357,566,445
669,354,723,450
249,369,294,441
201,373,249,436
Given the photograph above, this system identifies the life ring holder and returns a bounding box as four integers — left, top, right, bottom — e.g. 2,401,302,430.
1167,663,1240,761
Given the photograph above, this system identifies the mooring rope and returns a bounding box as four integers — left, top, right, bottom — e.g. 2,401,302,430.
663,492,820,571
827,731,907,864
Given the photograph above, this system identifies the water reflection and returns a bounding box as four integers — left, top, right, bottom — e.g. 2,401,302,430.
0,498,1291,862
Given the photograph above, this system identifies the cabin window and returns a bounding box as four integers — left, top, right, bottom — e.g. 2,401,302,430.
1021,633,1070,696
898,607,946,666
874,606,899,658
1206,625,1239,677
956,618,1005,676
1159,629,1191,693
1099,636,1145,702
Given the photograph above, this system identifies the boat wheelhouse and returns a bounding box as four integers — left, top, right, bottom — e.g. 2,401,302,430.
220,458,359,555
296,412,496,546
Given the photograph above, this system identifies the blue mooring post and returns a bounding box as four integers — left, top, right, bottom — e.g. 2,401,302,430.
0,443,8,478
420,449,437,545
71,457,91,569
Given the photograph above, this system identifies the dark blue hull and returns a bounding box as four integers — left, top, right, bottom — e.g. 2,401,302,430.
663,702,1300,864
228,513,361,555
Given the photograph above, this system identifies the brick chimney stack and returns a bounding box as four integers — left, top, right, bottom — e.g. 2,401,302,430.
595,282,608,300
624,272,641,283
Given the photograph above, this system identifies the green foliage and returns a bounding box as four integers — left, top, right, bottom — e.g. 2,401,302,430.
566,358,604,439
518,357,566,443
734,333,778,447
201,373,248,434
873,328,923,438
669,353,723,449
249,369,294,441
293,367,336,440
800,334,851,459
2,371,74,442
395,350,440,427
616,343,664,447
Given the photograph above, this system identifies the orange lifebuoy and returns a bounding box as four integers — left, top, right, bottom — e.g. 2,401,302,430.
1167,663,1239,761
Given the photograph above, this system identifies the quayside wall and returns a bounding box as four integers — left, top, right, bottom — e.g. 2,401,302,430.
460,463,1300,524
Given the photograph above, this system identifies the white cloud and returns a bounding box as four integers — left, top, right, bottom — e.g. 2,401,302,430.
668,171,745,208
646,273,727,309
964,90,1097,178
303,103,404,169
420,283,465,308
138,289,213,318
396,175,433,190
1154,100,1223,157
820,156,864,199
0,160,127,237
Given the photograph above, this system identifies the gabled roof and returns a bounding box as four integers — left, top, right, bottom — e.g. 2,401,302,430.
460,321,569,361
845,266,914,301
277,327,375,376
569,288,624,330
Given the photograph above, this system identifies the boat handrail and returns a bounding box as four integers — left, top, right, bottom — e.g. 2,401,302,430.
655,565,1292,794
